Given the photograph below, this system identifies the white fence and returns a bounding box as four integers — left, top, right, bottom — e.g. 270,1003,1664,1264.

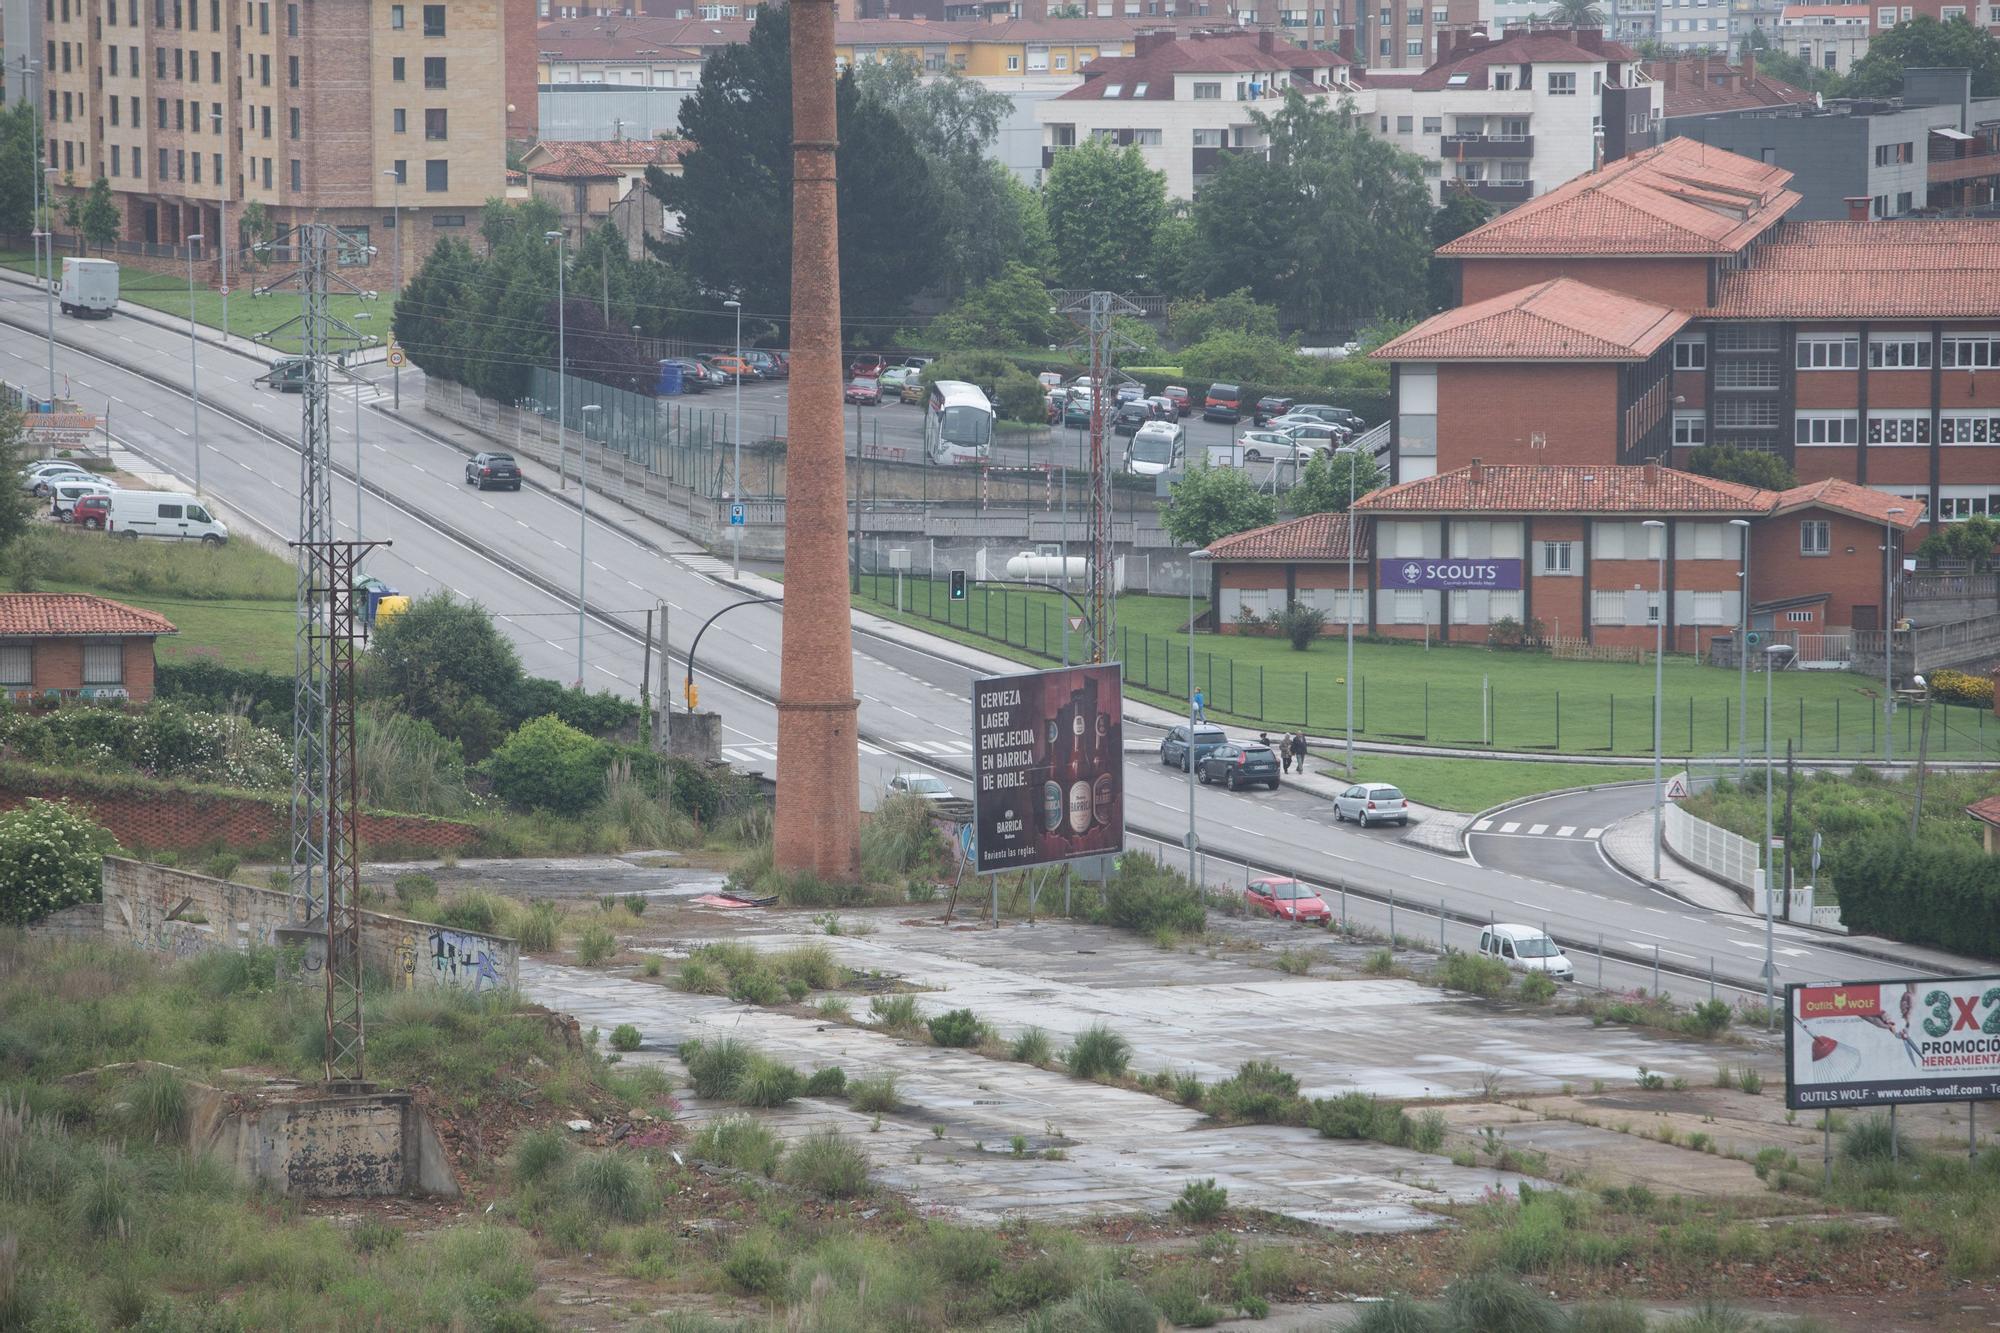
1663,801,1758,897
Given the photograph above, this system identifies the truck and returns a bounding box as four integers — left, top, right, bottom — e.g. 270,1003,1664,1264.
57,258,119,318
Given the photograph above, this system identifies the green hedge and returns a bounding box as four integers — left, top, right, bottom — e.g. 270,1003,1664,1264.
157,661,295,726
1832,829,2000,958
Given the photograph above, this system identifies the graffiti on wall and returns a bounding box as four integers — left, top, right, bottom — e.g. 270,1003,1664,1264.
428,928,503,992
397,934,418,990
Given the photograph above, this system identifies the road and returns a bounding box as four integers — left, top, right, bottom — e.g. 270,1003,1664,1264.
0,292,1973,1006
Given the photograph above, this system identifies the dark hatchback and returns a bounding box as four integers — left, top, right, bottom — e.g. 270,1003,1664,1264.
1111,402,1152,437
465,452,522,491
1202,383,1244,423
1160,723,1229,771
1198,742,1282,790
1252,395,1295,425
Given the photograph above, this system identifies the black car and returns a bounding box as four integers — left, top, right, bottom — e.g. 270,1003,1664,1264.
1111,402,1152,437
1293,404,1365,431
1198,743,1282,791
662,358,711,393
465,452,522,491
1253,395,1294,426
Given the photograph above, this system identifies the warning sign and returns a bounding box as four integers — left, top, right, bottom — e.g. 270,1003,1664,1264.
386,344,406,368
1665,774,1690,800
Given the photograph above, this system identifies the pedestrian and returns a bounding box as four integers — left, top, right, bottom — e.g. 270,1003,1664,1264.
1258,731,1273,752
1192,688,1205,722
1291,731,1308,773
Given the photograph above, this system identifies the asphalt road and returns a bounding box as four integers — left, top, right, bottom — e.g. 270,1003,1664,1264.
1,293,1974,1005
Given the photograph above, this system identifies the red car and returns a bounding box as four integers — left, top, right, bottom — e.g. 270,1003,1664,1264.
1245,877,1331,924
1163,385,1192,418
845,376,881,405
848,353,888,378
71,493,111,530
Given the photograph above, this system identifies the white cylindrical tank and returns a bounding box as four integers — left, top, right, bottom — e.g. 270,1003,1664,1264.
1005,552,1088,581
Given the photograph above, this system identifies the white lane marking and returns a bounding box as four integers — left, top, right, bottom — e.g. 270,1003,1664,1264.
1472,819,1493,832
1499,821,1520,833
1527,824,1548,836
1584,827,1605,839
1556,826,1577,838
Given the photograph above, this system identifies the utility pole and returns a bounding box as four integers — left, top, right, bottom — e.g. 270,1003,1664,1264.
1911,680,1934,837
1781,739,1795,922
1059,289,1141,664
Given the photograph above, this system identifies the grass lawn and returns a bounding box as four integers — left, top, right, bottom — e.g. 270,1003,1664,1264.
1316,753,1658,812
2,248,390,355
857,573,2000,761
45,578,297,672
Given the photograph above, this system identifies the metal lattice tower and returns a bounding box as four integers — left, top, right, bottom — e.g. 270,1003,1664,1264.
1060,291,1143,664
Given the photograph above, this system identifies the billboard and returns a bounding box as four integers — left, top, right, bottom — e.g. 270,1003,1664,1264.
971,664,1124,874
1786,976,2000,1109
1377,558,1523,591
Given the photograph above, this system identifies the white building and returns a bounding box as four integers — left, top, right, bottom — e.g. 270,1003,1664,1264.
1776,4,1873,74
1650,0,1737,52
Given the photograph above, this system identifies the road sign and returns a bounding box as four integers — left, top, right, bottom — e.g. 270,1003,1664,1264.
1811,830,1823,874
1746,631,1762,646
1067,615,1085,631
959,823,976,863
1183,830,1200,851
728,503,745,526
386,345,406,368
1665,774,1689,799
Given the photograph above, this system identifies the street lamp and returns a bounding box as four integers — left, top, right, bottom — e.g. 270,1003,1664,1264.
30,226,53,403
1882,507,1906,764
1642,519,1666,878
1762,640,1793,1026
1337,444,1363,779
383,167,406,409
184,234,205,494
1730,517,1752,777
724,296,743,579
39,167,58,401
1186,548,1213,892
577,403,602,687
545,230,569,491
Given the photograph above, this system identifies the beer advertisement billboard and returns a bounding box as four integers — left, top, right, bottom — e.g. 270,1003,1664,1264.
1786,976,2000,1109
971,664,1124,874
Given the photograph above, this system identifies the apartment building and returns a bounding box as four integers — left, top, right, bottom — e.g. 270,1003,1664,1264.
1776,4,1871,73
1387,136,2000,538
1646,52,1812,118
1215,0,1483,72
38,0,532,283
1651,0,1737,52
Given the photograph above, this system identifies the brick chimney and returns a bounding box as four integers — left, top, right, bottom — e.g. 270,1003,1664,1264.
1135,29,1171,54
1844,194,1871,219
1643,459,1659,486
1575,25,1601,51
1742,49,1756,85
1660,58,1679,90
1259,28,1276,51
1468,457,1484,484
1337,25,1356,59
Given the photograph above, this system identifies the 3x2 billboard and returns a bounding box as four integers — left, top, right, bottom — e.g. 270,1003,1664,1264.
970,664,1124,874
1786,975,2000,1109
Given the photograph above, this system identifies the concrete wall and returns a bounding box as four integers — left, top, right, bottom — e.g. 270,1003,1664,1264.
191,1083,459,1198
100,858,519,993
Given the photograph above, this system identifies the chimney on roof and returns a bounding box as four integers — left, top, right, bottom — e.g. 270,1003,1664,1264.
1742,49,1756,85
1575,26,1601,52
1660,57,1679,90
1468,457,1483,485
1643,459,1659,487
1437,27,1455,60
1259,28,1276,51
1337,25,1356,59
1136,29,1171,53
1844,194,1870,220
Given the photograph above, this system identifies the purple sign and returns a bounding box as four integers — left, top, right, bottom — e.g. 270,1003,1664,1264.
1377,558,1523,591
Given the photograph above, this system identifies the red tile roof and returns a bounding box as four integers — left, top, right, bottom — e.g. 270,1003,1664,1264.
1646,57,1811,117
1771,479,1924,529
1372,277,1687,362
1379,27,1639,93
1967,795,2000,828
1204,511,1369,561
524,138,693,179
0,594,175,638
1353,463,1771,516
1059,30,1347,100
1436,137,1800,258
1709,218,2000,319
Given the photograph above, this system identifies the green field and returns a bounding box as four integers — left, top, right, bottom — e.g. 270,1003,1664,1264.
2,249,389,354
856,574,2000,761
1317,754,1657,812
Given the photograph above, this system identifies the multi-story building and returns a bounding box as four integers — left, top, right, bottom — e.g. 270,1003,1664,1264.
1775,3,1871,73
1650,0,1737,52
1646,51,1811,120
38,0,532,284
519,135,688,250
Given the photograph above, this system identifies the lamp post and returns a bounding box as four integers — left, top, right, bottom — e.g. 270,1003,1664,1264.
545,229,568,491
30,226,53,403
1186,548,1213,892
39,166,57,400
211,109,227,345
1338,444,1362,779
1730,517,1752,776
1883,507,1905,764
383,167,404,409
1642,519,1667,878
351,306,375,537
725,296,743,579
578,403,602,687
1762,640,1791,1025
184,233,204,494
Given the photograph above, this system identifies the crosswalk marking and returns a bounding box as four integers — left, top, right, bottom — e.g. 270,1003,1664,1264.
1527,823,1548,835
1499,821,1520,833
1584,826,1605,839
1472,818,1492,832
1556,825,1576,838
1470,822,1608,843
721,738,973,766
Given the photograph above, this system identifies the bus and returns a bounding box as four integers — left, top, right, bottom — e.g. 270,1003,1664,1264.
924,380,994,465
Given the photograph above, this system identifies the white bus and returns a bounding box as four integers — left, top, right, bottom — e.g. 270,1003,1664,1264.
924,380,994,465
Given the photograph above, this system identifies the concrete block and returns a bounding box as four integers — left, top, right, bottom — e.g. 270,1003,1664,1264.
668,710,722,763
191,1079,461,1199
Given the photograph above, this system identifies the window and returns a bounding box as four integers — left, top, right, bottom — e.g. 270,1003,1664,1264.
336,225,369,264
1868,411,1930,445
391,56,406,82
110,97,120,127
282,106,296,138
1548,71,1576,94
1795,333,1859,369
1591,590,1627,626
110,46,119,75
289,157,300,190
1869,334,1930,368
285,0,295,33
431,213,465,227
287,54,298,87
1800,520,1830,556
159,147,168,179
1538,540,1574,575
1675,523,1731,560
1006,55,1019,70
258,0,267,31
1943,335,2000,369
1192,128,1224,147
1873,141,1913,166
1672,336,1706,370
210,50,218,80
392,108,406,133
0,641,30,687
1784,609,1816,624
389,158,406,184
1396,115,1412,133
1392,591,1426,624
1688,591,1727,625
1591,521,1659,559
260,106,269,136
1941,410,2000,443
155,46,165,77
1132,128,1160,145
1193,80,1220,98
424,158,447,191
424,108,446,140
1420,115,1442,135
1407,38,1422,54
259,53,269,86
1794,412,1859,445
390,2,403,25
1053,54,1067,70
82,640,123,685
422,3,444,34
1714,324,1780,352
1714,399,1780,429
1673,411,1706,446
1492,71,1512,90
423,56,445,88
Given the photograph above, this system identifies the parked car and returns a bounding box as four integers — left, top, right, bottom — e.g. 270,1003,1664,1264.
1159,723,1230,771
744,349,788,379
1291,404,1366,432
878,365,915,397
1235,430,1308,464
1197,742,1281,790
22,463,93,496
1114,382,1145,405
662,357,711,392
70,492,111,530
848,353,888,378
887,772,954,804
900,374,927,405
1062,394,1093,428
49,480,112,520
103,490,229,544
901,355,935,371
1245,877,1330,923
1146,395,1178,421
465,451,522,491
1275,420,1348,451
1202,383,1243,423
702,353,760,383
1333,782,1410,827
1162,386,1192,418
1110,402,1152,437
845,376,881,405
1252,395,1295,425
1478,924,1575,982
1037,371,1065,391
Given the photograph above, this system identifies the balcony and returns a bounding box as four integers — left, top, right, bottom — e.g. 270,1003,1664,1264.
1461,179,1533,204
1439,133,1532,159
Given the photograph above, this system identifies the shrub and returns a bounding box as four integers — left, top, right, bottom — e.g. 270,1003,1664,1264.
691,1116,783,1176
1436,950,1513,998
1680,999,1733,1038
0,798,111,926
1518,971,1558,1005
1274,948,1314,975
861,792,948,883
609,1024,643,1052
1363,948,1403,976
67,1149,136,1238
1441,1272,1561,1333
1736,1067,1764,1096
511,1128,571,1187
1928,668,1994,708
848,1073,899,1113
1408,1109,1449,1154
483,715,610,815
435,888,510,935
677,958,725,994
779,1127,871,1198
721,1231,786,1295
569,1152,652,1222
1348,1295,1446,1333
927,1008,984,1048
1205,1060,1301,1123
1064,1025,1131,1080
120,1067,189,1143
772,942,840,991
1842,1115,1907,1163
1011,1027,1053,1066
574,922,617,967
1310,1092,1408,1144
727,969,784,1006
1095,852,1206,936
1174,1071,1206,1106
1021,1280,1160,1333
1170,1177,1228,1222
623,893,648,916
734,1056,803,1108
515,901,564,954
682,1037,753,1099
870,993,922,1032
804,1066,847,1097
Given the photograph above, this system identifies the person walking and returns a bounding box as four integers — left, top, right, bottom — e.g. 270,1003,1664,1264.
1192,687,1205,722
1277,732,1294,772
1290,731,1308,774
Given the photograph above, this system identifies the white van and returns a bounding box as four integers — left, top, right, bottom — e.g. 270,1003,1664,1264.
1127,420,1185,476
1477,924,1574,982
47,478,112,520
105,491,229,544
58,258,119,318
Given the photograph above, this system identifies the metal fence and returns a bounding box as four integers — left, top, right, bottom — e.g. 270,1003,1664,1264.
1664,802,1759,896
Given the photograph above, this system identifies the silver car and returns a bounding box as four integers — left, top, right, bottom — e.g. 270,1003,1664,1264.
1333,782,1410,827
887,773,954,804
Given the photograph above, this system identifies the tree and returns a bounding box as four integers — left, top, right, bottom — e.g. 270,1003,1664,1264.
1163,464,1278,549
0,103,39,236
1686,442,1797,490
237,199,274,266
0,799,111,926
653,7,942,329
1844,16,2000,97
1917,514,2000,571
1538,0,1604,23
1428,188,1493,311
1168,289,1281,348
1288,448,1385,516
1180,330,1301,386
931,263,1064,350
1042,138,1169,291
366,591,524,757
484,714,611,815
1740,33,1841,94
0,409,36,562
920,350,1044,422
78,177,121,252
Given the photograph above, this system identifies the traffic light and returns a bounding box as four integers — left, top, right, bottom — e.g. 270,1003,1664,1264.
684,679,699,711
950,569,967,601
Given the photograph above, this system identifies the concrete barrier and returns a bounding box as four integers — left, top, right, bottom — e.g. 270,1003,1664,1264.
191,1079,460,1198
